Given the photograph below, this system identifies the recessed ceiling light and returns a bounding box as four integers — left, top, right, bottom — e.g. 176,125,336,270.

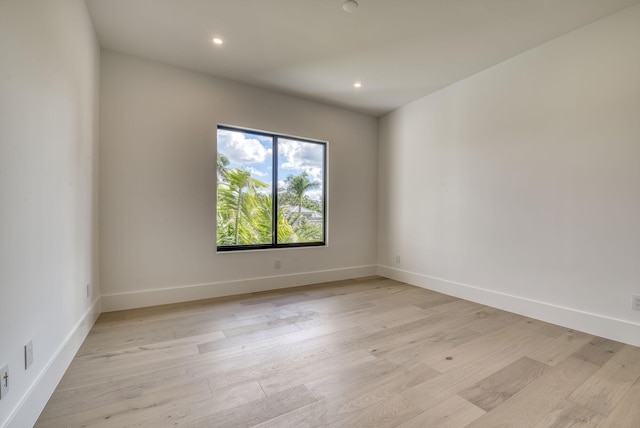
354,82,362,88
343,0,358,12
212,37,223,45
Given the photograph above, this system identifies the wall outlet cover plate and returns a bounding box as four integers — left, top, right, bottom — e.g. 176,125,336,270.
25,340,34,369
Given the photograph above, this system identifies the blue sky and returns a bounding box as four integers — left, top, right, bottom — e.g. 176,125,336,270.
218,129,324,201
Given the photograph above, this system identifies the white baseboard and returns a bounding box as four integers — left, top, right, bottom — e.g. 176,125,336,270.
101,265,378,312
377,265,640,348
4,297,101,428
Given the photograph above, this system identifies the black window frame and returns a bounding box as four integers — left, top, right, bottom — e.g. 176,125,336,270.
216,125,327,252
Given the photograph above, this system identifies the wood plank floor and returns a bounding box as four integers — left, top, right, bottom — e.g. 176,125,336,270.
36,277,640,427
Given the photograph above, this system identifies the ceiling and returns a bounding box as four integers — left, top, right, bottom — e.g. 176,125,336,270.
85,0,639,116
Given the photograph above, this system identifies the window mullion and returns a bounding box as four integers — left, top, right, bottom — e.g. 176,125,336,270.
272,135,278,246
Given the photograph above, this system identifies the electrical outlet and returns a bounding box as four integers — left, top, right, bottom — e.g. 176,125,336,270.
632,295,640,311
274,260,281,269
395,255,401,263
25,340,34,369
0,364,9,399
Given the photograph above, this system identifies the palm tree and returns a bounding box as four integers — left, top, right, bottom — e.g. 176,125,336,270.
284,171,320,218
252,194,276,244
217,169,322,246
217,168,268,245
216,154,230,181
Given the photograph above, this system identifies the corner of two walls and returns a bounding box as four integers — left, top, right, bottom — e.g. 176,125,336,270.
377,4,640,347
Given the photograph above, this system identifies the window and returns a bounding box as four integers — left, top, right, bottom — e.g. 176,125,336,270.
216,125,326,251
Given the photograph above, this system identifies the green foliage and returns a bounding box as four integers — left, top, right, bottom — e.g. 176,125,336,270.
282,172,320,217
216,153,230,181
216,167,270,245
216,161,323,246
278,193,322,213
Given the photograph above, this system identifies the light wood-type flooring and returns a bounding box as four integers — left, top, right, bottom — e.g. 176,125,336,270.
36,277,640,427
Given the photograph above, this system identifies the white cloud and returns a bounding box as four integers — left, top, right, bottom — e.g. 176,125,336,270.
306,166,323,182
306,188,323,201
279,139,323,175
247,166,268,177
218,130,271,164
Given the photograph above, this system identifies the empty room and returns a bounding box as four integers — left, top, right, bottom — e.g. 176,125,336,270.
2,0,640,426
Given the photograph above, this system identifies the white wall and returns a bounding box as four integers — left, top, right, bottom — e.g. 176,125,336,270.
99,51,378,311
378,4,640,346
0,1,100,426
